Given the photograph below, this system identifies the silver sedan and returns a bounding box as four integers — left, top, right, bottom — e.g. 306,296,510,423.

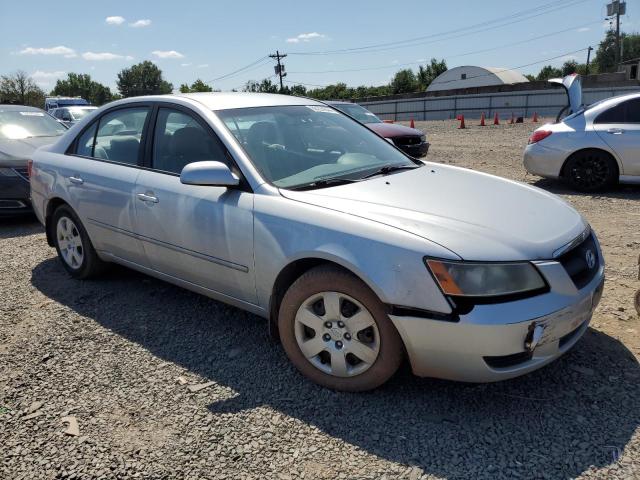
524,75,640,191
31,93,604,391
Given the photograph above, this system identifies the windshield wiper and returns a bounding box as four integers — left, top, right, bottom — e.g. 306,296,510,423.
360,164,420,179
287,177,361,191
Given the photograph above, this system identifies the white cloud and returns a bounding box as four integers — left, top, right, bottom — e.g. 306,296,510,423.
130,19,151,28
105,16,125,25
31,70,66,79
152,50,184,59
577,27,590,32
197,63,209,68
286,32,326,43
18,46,77,58
82,51,133,61
181,63,192,67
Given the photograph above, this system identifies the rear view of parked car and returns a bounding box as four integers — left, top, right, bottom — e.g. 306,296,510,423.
0,105,66,216
31,92,604,392
524,74,640,191
327,101,429,158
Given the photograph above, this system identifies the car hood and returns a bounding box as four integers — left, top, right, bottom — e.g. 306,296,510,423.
280,164,586,261
0,136,61,166
549,74,582,115
367,122,424,138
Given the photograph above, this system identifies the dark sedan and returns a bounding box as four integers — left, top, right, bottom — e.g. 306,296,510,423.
327,101,429,158
0,105,67,216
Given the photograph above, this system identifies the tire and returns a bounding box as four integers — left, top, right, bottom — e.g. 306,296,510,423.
51,204,106,279
278,265,403,392
563,150,618,192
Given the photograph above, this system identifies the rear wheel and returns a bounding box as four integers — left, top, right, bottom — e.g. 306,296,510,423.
278,265,403,391
563,150,618,192
52,205,106,279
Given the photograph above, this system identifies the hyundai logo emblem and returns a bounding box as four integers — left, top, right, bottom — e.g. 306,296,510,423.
585,249,596,269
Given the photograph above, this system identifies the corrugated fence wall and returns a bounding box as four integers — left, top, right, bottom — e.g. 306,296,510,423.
358,86,640,121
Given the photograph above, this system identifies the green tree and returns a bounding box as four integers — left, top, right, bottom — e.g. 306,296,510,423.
179,79,213,93
116,61,173,97
536,65,563,81
0,71,45,107
390,69,418,94
561,60,579,76
417,58,447,90
51,73,113,105
524,74,536,81
243,78,279,93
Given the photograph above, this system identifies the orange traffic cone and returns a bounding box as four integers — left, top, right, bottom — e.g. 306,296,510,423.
493,112,499,125
410,118,415,128
458,114,466,129
479,112,486,126
532,112,539,122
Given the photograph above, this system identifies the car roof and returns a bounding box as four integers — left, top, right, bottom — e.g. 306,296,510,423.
0,104,43,112
325,100,355,105
173,92,325,110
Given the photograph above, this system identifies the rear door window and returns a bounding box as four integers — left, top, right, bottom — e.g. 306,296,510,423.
93,107,150,164
594,98,640,124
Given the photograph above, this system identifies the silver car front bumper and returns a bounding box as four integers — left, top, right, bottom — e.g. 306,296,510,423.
390,249,605,383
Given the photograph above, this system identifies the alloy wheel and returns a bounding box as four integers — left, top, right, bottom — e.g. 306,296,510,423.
569,154,611,190
56,216,84,269
294,291,380,377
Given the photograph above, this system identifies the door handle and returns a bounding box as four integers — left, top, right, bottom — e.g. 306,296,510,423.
68,176,84,185
137,192,159,203
607,128,624,134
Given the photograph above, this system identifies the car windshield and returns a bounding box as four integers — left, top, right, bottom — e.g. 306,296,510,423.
0,110,67,139
217,105,417,189
332,103,382,124
69,108,95,120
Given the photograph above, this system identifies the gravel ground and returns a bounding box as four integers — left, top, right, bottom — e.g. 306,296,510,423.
1,119,639,479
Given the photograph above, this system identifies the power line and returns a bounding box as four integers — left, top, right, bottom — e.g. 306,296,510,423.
287,0,589,56
206,56,270,84
287,21,601,75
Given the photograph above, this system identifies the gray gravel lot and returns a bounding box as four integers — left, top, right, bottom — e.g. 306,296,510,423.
1,120,639,479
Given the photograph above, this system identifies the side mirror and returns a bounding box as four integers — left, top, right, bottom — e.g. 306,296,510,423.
180,161,240,187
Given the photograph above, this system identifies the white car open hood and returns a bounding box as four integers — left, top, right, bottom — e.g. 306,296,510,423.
281,164,587,261
549,74,582,115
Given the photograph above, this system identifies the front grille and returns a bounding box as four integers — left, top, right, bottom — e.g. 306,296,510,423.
13,168,29,181
484,351,532,369
392,136,422,146
557,233,599,289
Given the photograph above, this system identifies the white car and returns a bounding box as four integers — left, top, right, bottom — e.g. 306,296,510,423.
31,93,604,391
524,74,640,191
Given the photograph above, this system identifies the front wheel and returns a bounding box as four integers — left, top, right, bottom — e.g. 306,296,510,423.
563,150,618,192
278,266,403,392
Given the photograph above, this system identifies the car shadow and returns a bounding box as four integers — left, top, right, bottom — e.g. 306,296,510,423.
530,177,640,199
0,215,43,239
31,258,640,478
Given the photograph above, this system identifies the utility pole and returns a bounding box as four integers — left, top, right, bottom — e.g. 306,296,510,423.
269,51,287,91
586,46,593,75
607,0,626,70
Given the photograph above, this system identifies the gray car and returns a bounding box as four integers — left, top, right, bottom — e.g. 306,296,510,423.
0,105,67,216
31,93,604,391
524,74,640,191
50,106,98,127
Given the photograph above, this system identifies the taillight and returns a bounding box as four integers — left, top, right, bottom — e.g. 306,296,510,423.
27,159,33,178
528,130,552,144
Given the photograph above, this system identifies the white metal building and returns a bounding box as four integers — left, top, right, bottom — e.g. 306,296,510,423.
426,66,529,92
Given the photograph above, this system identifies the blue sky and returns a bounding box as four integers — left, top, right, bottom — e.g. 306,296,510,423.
0,0,633,93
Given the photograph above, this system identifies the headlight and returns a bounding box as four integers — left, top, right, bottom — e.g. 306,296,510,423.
425,259,546,297
420,135,426,143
